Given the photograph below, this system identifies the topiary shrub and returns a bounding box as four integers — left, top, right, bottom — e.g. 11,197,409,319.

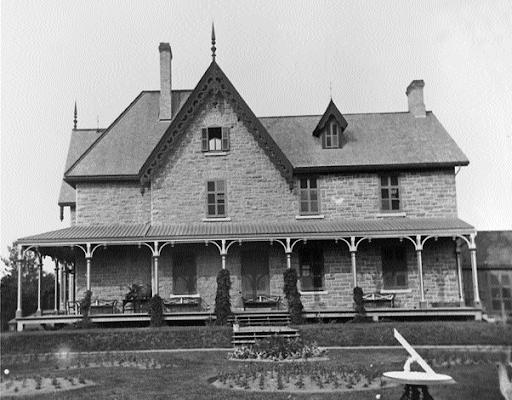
149,294,164,327
352,286,371,323
215,269,232,325
283,269,303,325
80,290,92,319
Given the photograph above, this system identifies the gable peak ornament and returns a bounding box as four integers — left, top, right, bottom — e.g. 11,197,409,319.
211,22,216,61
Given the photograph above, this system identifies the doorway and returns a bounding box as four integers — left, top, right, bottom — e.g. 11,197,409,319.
241,250,270,298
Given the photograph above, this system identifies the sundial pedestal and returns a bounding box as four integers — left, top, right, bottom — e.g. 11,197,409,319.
400,384,433,400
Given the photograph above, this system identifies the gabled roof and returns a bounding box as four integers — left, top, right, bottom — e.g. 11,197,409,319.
17,217,474,244
312,99,348,137
59,128,104,205
260,111,469,171
65,90,192,183
139,61,294,187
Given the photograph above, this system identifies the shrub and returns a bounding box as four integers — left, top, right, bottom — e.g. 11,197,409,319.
352,286,371,323
215,269,232,325
149,295,164,327
283,269,303,325
80,290,92,319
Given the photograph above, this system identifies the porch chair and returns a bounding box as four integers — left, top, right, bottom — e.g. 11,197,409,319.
66,301,81,315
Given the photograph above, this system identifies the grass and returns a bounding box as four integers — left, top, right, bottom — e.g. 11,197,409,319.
2,321,511,355
0,349,506,399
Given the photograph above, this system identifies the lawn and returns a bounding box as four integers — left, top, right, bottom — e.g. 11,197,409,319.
0,348,506,399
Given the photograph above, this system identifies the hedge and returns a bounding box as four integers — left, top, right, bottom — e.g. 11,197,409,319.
1,321,510,355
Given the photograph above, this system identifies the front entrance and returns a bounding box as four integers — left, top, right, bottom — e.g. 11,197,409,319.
241,250,270,298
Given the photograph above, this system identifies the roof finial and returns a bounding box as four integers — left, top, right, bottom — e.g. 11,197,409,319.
73,101,77,130
211,22,216,61
97,115,100,133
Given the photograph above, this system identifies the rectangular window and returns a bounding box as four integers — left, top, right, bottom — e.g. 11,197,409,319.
173,253,197,295
382,245,408,289
323,121,340,149
202,127,230,152
206,179,227,217
380,175,401,211
299,247,324,291
299,178,320,215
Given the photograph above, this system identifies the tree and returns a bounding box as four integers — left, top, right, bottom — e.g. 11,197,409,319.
1,245,55,331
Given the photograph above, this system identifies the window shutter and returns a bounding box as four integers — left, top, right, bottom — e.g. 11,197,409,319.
201,128,208,152
221,127,230,151
322,130,326,148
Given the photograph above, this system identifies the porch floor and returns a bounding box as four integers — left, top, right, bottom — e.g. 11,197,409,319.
12,306,482,331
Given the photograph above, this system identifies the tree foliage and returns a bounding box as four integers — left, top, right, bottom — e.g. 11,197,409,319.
1,246,55,331
214,269,232,325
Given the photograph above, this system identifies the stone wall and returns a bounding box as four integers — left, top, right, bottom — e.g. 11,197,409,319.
320,169,457,220
75,182,151,225
73,238,460,312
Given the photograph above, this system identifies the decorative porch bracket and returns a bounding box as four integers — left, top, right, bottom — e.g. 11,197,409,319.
336,236,372,289
274,238,302,269
74,243,106,292
205,239,239,269
463,233,481,307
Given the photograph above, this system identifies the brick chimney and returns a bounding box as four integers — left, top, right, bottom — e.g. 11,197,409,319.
406,80,426,118
159,42,172,120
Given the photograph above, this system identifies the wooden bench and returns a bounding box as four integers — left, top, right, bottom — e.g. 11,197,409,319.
122,297,150,313
90,299,117,314
362,293,395,308
163,294,201,312
242,295,281,310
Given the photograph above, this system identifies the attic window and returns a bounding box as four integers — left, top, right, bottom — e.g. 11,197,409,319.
202,127,230,152
322,121,340,149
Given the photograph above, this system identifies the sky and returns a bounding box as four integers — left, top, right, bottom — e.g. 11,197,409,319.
1,0,511,273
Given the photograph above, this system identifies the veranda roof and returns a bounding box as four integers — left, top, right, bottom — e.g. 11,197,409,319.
17,218,474,245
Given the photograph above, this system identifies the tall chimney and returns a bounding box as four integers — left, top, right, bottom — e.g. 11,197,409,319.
159,42,172,120
406,80,426,118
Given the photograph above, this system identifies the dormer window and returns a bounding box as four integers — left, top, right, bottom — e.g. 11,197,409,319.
323,121,340,149
202,127,230,152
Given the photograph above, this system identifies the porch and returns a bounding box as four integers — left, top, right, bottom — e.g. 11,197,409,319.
13,218,482,331
12,305,482,332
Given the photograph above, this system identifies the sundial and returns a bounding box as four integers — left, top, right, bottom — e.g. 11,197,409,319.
382,329,455,400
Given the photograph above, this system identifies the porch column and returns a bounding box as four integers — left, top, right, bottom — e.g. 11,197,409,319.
59,262,66,311
221,239,227,269
16,246,23,318
469,233,481,307
416,235,427,309
350,237,357,288
54,260,59,313
285,238,292,269
455,242,465,306
153,255,160,295
86,257,92,291
36,255,43,316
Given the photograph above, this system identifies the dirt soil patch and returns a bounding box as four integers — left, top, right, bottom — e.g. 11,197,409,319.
1,377,95,397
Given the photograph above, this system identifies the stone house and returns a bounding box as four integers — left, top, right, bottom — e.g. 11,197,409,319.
14,34,482,328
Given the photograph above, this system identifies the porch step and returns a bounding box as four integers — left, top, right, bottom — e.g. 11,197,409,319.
229,312,290,327
232,326,300,346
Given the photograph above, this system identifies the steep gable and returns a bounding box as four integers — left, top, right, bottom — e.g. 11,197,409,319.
140,61,294,188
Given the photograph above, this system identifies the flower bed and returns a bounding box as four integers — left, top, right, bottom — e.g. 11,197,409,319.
230,336,326,361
